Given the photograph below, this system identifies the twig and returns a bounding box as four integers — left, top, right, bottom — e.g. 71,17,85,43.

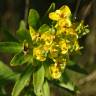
24,0,30,27
74,0,81,19
78,71,96,85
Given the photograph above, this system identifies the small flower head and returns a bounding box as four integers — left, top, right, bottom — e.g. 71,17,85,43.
49,63,61,79
49,5,71,21
29,26,39,41
33,46,46,61
59,40,68,54
41,32,55,45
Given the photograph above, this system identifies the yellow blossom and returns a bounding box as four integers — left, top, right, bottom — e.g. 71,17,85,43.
41,32,55,45
29,26,39,41
74,41,80,51
49,5,71,21
33,47,46,61
49,44,59,58
49,64,61,79
59,40,68,54
65,27,77,36
55,18,72,28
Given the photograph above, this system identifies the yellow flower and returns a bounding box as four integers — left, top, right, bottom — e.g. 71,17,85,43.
55,18,72,28
49,64,61,79
49,5,71,21
33,46,46,61
41,32,55,45
49,43,59,58
74,41,80,51
60,5,71,17
59,40,68,54
29,26,39,41
65,27,77,36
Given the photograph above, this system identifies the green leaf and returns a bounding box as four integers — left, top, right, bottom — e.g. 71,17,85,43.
38,24,50,33
10,52,33,66
33,65,45,96
67,64,88,74
58,81,75,91
2,28,18,42
12,64,33,96
16,20,32,42
0,42,23,53
41,3,55,24
42,80,50,96
28,9,40,28
0,60,19,81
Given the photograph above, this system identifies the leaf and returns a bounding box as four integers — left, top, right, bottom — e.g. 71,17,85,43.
0,60,19,81
38,24,50,33
12,64,33,96
28,9,40,28
2,28,18,42
58,81,75,91
10,52,33,66
33,65,45,96
41,3,55,24
67,64,88,74
0,42,23,53
42,80,50,96
16,20,32,42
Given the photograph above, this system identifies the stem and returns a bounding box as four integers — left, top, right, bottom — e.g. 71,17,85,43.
74,0,81,19
24,0,30,27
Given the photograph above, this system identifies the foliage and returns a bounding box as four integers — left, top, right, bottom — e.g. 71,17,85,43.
0,2,89,96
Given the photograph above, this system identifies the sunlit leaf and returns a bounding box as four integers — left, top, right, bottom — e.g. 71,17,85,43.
12,64,32,96
28,9,40,28
42,80,50,96
0,42,23,53
38,24,50,33
10,52,33,66
33,65,45,96
0,60,19,81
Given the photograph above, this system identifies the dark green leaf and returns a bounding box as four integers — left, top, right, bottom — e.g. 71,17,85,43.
10,52,33,66
41,3,55,24
67,64,88,74
0,60,19,81
0,42,23,53
28,9,40,28
2,28,18,42
12,64,33,96
16,20,32,42
33,65,45,96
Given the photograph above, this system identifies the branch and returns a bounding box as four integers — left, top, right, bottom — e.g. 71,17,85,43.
78,71,96,85
24,0,30,27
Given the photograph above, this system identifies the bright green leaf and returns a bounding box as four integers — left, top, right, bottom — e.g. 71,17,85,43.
28,9,40,28
33,65,45,96
42,80,50,96
0,60,19,81
0,42,23,53
10,52,33,66
12,64,33,96
38,24,50,33
58,81,75,91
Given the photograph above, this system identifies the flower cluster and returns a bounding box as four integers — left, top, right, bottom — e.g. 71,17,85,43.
29,5,88,79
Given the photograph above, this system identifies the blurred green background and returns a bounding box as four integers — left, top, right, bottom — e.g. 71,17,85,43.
0,0,96,96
